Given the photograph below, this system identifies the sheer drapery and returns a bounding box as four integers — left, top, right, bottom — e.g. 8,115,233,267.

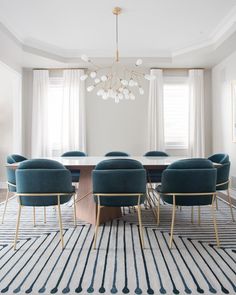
61,69,86,153
31,70,50,157
188,69,205,157
31,69,86,157
147,69,165,151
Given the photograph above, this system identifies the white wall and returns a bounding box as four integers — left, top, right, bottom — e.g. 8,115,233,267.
0,61,22,186
22,69,212,158
212,50,236,186
86,79,149,156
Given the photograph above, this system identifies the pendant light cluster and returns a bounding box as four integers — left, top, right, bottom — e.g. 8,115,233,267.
80,7,156,103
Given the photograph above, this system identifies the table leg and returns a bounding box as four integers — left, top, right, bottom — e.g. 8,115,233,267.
76,166,122,225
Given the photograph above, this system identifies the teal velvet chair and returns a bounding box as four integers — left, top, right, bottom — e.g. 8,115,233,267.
61,151,86,183
14,159,76,250
208,153,234,221
92,159,147,249
105,151,130,156
2,154,27,224
156,158,219,248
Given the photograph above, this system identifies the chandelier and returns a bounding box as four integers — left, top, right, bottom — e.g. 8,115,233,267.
80,7,156,103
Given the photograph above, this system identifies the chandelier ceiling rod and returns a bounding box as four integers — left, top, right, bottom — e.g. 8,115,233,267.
113,7,122,62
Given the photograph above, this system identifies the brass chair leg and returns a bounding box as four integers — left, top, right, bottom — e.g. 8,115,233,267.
198,206,201,225
191,206,194,224
14,204,22,250
57,195,64,249
169,195,176,248
33,207,36,227
93,202,101,250
227,189,235,222
156,193,160,226
73,194,77,226
1,189,10,224
215,196,218,210
137,199,145,248
211,194,220,247
44,207,46,224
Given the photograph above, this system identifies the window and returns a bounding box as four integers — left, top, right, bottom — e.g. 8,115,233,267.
48,76,64,155
163,79,189,149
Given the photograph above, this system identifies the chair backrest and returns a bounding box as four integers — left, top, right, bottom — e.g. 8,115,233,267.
6,154,27,190
61,151,86,157
7,154,27,164
161,158,216,206
92,159,146,206
208,153,230,189
16,159,74,206
104,151,130,157
144,151,168,157
208,153,229,164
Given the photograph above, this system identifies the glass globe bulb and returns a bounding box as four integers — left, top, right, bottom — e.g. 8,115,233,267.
102,92,108,100
80,74,88,81
123,88,129,95
129,93,135,100
118,93,123,100
129,79,135,87
95,78,100,84
81,54,90,62
135,59,143,66
87,85,94,92
101,75,108,82
139,87,144,95
144,74,156,81
90,71,97,78
97,89,104,96
121,79,128,86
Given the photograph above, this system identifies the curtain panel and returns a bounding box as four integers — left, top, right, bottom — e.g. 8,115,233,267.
147,69,165,151
31,70,50,157
61,69,86,153
31,69,86,157
188,69,205,157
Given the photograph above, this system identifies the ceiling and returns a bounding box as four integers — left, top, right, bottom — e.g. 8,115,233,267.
0,0,236,68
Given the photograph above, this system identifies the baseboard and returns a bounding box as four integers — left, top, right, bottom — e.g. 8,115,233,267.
0,182,7,189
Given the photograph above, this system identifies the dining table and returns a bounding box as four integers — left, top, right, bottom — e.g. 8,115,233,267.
7,156,220,225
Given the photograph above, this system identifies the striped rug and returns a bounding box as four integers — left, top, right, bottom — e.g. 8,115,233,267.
0,193,235,295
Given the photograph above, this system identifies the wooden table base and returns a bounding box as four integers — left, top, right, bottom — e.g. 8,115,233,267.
75,166,122,225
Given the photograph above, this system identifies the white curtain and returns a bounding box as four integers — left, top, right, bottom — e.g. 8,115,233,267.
147,69,165,151
31,70,50,157
188,69,205,157
61,69,86,153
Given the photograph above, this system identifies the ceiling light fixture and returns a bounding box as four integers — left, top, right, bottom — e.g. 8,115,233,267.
80,7,156,103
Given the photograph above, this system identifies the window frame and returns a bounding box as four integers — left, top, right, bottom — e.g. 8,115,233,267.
163,76,189,150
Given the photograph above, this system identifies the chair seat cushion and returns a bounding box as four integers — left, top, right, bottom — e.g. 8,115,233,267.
19,194,73,207
94,195,145,207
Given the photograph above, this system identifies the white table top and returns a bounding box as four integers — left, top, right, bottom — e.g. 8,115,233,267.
7,156,220,169
45,156,188,168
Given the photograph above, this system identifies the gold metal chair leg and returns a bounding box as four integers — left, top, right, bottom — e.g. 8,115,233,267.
14,204,22,250
137,202,145,248
215,196,218,210
44,207,46,224
57,195,64,249
73,194,77,226
169,195,176,248
198,206,201,225
1,189,9,224
93,203,101,249
211,194,220,247
33,207,36,227
227,189,235,222
191,206,194,224
156,193,160,226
